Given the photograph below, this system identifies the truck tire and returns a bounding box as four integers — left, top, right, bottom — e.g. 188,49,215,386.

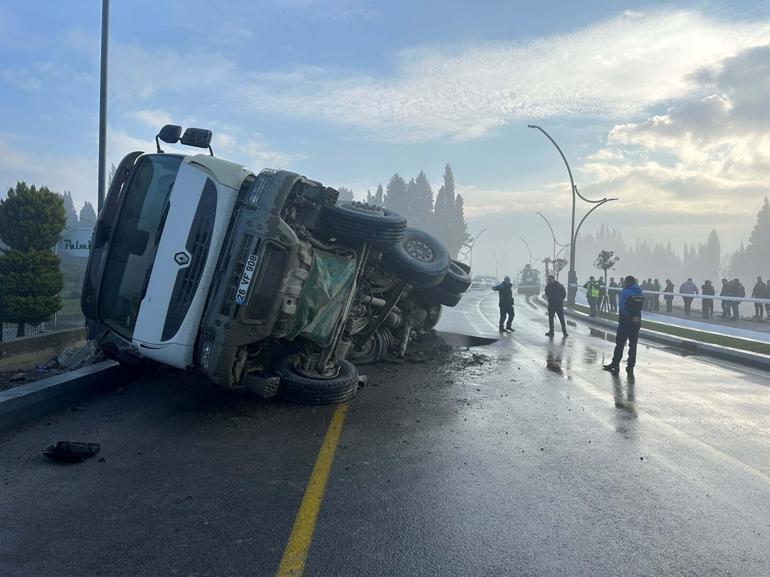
438,260,472,294
348,331,388,365
385,228,450,288
455,261,471,275
415,286,463,308
321,202,406,245
421,304,442,330
276,356,359,404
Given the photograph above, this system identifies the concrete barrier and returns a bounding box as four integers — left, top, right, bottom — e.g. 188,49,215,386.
0,328,88,372
0,360,138,432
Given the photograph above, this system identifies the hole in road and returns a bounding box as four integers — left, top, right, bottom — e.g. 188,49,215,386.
436,331,498,347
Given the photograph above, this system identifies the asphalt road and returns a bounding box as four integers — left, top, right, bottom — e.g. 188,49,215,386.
1,291,768,577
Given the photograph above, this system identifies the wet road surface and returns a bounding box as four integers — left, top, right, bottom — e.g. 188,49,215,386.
1,291,768,576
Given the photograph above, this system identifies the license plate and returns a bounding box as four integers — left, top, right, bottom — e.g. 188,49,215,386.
235,253,259,305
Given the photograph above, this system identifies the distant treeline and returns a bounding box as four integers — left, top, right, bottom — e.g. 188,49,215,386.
576,197,770,284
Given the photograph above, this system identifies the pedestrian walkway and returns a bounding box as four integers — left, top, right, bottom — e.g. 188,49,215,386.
575,293,770,344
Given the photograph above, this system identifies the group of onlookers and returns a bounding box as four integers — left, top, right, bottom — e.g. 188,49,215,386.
581,275,770,321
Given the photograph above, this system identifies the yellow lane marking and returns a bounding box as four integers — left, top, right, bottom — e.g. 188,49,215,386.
275,403,349,577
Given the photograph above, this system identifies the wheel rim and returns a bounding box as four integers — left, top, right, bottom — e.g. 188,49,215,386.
405,238,435,262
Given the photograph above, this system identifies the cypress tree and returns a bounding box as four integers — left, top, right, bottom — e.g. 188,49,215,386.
0,182,65,337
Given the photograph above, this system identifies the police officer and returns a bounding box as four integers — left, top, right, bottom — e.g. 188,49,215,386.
544,275,568,337
493,276,515,332
603,275,644,374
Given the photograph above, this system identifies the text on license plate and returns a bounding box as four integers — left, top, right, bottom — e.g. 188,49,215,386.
235,253,259,305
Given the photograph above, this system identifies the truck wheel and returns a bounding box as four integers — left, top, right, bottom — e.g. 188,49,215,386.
348,331,388,365
276,356,359,405
421,304,442,330
455,261,471,275
438,260,472,294
385,228,450,288
321,202,406,245
415,286,463,308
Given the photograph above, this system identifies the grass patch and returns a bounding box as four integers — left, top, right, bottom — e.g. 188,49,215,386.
568,303,770,356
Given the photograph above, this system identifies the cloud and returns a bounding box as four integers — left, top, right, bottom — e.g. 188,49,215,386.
235,9,770,142
0,133,97,209
579,43,770,226
129,109,175,129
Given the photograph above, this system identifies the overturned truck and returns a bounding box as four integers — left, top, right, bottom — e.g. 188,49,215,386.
82,125,471,404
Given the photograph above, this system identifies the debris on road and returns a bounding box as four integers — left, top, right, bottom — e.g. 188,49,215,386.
43,441,101,463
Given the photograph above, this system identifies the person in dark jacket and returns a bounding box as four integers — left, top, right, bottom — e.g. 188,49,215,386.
679,278,698,315
603,275,645,374
544,275,568,337
608,277,619,312
719,278,731,319
653,278,661,311
732,278,745,320
493,276,514,332
663,279,675,312
764,276,770,321
751,277,766,319
701,280,715,318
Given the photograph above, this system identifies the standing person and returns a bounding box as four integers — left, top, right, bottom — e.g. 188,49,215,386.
663,279,675,312
719,278,731,319
751,277,766,319
544,275,568,337
653,278,661,311
701,280,715,318
608,277,619,312
732,278,745,320
584,276,599,317
679,278,698,315
492,276,515,332
603,275,645,374
598,278,607,312
764,276,770,321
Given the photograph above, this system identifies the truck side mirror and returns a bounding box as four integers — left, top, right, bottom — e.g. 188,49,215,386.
156,125,182,152
180,128,214,155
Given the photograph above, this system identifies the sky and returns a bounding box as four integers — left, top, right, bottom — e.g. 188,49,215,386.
2,0,770,276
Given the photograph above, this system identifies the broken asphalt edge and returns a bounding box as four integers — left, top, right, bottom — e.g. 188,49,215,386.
533,297,770,372
0,360,137,432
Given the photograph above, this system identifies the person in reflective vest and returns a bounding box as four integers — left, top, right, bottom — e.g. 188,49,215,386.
583,276,600,317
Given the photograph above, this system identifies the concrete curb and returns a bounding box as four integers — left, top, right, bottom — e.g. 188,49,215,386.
533,297,770,372
0,360,137,432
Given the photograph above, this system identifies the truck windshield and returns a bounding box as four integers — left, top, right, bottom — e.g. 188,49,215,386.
99,154,183,339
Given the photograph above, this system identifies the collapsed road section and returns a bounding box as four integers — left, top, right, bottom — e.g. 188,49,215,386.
81,125,471,404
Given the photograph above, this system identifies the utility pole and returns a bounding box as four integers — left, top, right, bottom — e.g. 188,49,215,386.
97,0,110,212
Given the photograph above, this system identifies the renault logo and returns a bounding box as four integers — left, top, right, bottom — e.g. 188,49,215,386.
174,251,190,266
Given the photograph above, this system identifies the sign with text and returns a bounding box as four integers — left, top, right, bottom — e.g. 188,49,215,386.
58,227,93,258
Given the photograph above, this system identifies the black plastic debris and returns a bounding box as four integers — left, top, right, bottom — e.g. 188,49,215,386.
43,441,100,463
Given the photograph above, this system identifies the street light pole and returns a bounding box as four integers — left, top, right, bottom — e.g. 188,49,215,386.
489,249,501,280
520,238,534,266
528,124,615,304
535,211,569,261
97,0,110,213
